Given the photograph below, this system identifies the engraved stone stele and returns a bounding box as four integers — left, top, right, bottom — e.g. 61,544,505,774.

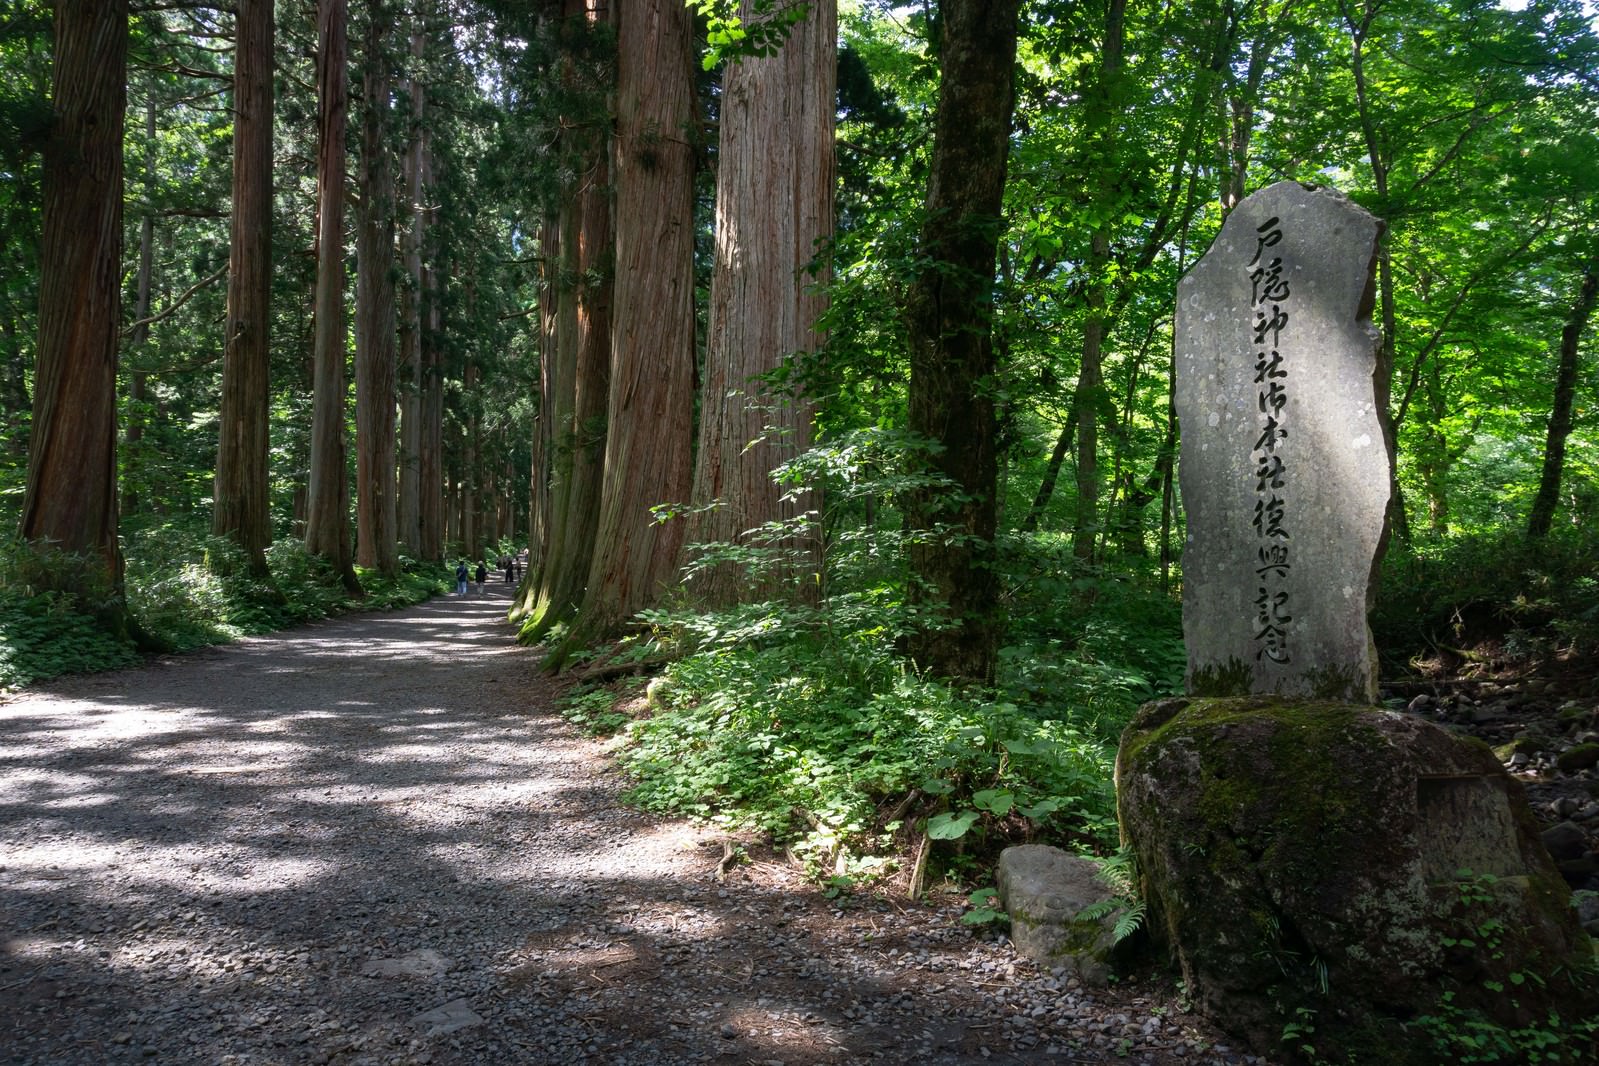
1175,181,1389,702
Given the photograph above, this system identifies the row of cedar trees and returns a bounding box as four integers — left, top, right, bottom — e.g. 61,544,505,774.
21,0,1024,682
510,0,1023,681
25,0,454,616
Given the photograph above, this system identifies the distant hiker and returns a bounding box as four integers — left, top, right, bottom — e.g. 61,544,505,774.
503,554,514,584
475,561,488,595
454,561,469,596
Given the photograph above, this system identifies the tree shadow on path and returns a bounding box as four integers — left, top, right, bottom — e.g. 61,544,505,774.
1,586,1212,1066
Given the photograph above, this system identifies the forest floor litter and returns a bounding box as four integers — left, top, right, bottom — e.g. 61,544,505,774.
5,587,1591,1064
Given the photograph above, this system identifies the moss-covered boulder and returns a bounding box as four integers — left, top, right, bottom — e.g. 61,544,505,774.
1117,697,1596,1065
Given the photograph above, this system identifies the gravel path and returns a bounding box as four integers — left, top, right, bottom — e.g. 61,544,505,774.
1,587,1265,1066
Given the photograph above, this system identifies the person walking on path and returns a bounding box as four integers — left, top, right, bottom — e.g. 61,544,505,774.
454,560,469,596
475,561,488,596
503,554,515,584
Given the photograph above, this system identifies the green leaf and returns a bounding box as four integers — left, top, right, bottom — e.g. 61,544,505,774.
926,811,979,840
1018,797,1062,820
972,788,1014,815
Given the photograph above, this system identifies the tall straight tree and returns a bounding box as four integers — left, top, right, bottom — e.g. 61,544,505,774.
519,0,613,643
213,0,275,576
548,0,696,667
418,158,445,562
21,0,129,627
305,0,360,591
903,0,1019,683
686,0,836,606
397,25,426,558
1069,0,1125,560
355,0,399,575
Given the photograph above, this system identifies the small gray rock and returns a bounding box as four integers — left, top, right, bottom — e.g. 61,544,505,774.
361,949,450,979
995,845,1120,985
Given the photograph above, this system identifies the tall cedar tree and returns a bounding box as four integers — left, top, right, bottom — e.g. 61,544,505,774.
418,138,445,563
686,0,835,606
355,0,399,575
213,0,275,576
21,0,131,632
305,0,361,591
519,0,613,643
546,0,696,668
398,27,425,558
903,1,1019,684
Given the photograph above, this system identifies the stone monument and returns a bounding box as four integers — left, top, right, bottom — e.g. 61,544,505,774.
1175,181,1388,702
1114,182,1597,1064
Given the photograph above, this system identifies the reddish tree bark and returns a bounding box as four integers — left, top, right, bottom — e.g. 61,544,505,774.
520,0,613,642
213,0,275,576
355,1,399,575
547,0,697,668
686,0,835,607
22,0,129,626
305,0,360,591
398,27,426,559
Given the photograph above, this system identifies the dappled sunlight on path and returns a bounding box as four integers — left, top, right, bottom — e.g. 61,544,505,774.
1,586,1236,1066
0,586,720,1063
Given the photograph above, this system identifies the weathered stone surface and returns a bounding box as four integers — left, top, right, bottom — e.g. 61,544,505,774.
1176,181,1389,702
1117,697,1595,1064
1542,820,1590,862
994,845,1119,983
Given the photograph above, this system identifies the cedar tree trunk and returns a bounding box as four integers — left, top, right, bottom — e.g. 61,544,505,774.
305,0,360,591
398,27,425,559
547,0,696,668
213,0,275,576
21,0,129,628
355,2,399,576
686,0,834,607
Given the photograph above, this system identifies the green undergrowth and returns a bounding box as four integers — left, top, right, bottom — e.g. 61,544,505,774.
1374,525,1599,675
1,526,450,691
559,526,1185,891
547,430,1186,891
